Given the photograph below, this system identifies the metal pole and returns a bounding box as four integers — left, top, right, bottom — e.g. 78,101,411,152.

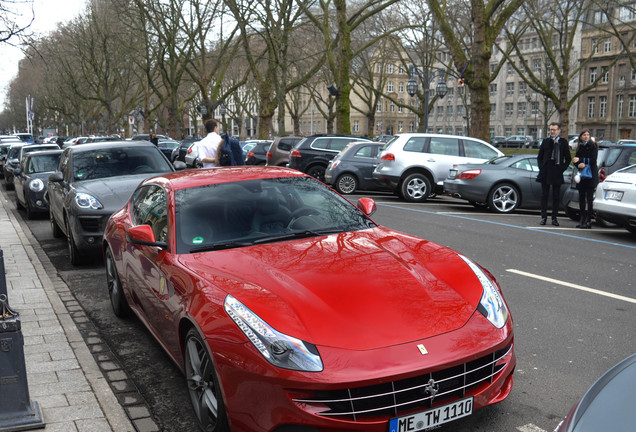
616,93,621,141
424,73,430,133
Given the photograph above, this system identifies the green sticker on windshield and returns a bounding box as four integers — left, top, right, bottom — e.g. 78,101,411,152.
192,237,204,244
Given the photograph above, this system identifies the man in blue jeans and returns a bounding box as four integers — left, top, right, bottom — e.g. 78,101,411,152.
537,122,571,226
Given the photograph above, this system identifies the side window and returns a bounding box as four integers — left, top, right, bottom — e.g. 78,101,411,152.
60,152,71,179
354,146,374,158
403,137,426,152
463,139,499,159
627,150,636,165
311,138,329,150
329,139,350,152
604,148,622,166
132,186,169,243
429,138,460,156
278,139,293,152
511,158,533,171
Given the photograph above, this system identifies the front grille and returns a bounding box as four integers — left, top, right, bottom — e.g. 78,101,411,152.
293,345,512,421
78,216,106,233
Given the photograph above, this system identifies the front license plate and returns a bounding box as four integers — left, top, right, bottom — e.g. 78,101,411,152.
388,397,473,432
605,190,624,201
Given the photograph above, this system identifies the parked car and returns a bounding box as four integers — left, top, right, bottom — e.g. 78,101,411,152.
245,140,272,165
593,164,636,234
373,133,503,202
14,133,35,144
324,141,387,194
444,154,572,213
555,353,636,431
13,149,63,219
47,141,182,265
373,134,394,143
491,136,506,146
563,143,636,224
131,134,169,141
616,139,636,145
103,166,515,432
288,134,372,182
266,136,302,167
171,137,198,163
498,135,534,148
0,140,20,177
85,136,119,143
3,143,59,188
156,138,180,159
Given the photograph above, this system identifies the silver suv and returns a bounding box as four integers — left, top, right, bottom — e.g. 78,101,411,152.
373,133,503,202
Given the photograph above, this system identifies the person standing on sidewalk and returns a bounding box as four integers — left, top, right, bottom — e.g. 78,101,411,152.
572,130,599,229
194,119,223,168
537,122,571,226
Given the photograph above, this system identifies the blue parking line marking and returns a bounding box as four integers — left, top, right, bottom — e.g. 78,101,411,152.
377,203,636,251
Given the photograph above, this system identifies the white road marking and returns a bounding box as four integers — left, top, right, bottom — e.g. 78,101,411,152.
517,424,548,432
508,269,636,304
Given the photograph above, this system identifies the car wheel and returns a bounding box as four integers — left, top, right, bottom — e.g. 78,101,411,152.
50,212,63,238
335,173,358,194
400,173,431,203
184,328,230,432
488,183,520,213
306,165,326,182
105,248,130,318
65,219,84,265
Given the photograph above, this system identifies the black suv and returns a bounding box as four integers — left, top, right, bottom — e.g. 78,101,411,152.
564,143,636,224
245,140,273,165
288,134,371,181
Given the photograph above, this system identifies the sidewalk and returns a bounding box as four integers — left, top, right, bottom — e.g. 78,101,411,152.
0,191,135,432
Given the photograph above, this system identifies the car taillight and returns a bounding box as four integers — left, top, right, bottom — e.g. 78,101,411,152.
291,150,301,158
267,151,272,159
187,147,193,154
458,169,481,179
599,168,606,182
381,153,395,161
247,152,255,159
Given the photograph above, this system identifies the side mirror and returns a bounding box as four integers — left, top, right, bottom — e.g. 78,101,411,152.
356,197,376,216
49,171,63,182
127,225,167,249
173,161,187,170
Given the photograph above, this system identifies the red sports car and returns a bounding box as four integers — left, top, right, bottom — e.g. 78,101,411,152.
103,166,515,432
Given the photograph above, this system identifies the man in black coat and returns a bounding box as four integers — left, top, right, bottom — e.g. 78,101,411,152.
537,122,571,226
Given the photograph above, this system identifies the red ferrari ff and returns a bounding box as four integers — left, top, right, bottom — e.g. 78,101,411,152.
103,167,515,432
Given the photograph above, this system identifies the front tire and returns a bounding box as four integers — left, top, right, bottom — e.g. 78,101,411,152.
306,165,326,182
185,329,230,432
105,248,130,317
50,211,63,238
400,173,431,203
488,183,520,213
66,219,84,265
335,173,358,194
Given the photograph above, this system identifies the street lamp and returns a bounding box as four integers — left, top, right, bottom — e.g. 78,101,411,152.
406,64,448,132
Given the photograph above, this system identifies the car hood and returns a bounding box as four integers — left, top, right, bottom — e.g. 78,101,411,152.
179,227,485,350
74,174,150,209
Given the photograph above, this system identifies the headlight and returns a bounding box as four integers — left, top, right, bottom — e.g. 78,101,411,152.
224,295,323,372
75,193,103,209
459,255,508,328
29,178,44,192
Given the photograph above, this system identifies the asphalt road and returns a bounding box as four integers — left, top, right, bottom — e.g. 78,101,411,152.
5,186,636,432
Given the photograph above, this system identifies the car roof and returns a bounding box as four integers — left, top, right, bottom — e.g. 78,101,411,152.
25,149,63,157
145,166,308,192
66,140,155,152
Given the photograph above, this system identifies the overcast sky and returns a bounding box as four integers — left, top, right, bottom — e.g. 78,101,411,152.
0,0,87,107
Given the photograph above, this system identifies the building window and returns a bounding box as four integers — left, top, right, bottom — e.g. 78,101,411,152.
629,95,636,117
398,104,403,113
601,67,609,83
409,121,414,132
507,62,513,75
398,121,403,132
588,96,595,118
377,102,382,112
604,38,612,52
599,96,607,118
506,82,515,95
399,65,405,74
491,103,496,116
618,94,624,118
531,102,538,115
376,63,382,73
353,120,359,133
533,59,541,73
505,128,512,136
390,102,395,113
594,10,607,24
518,102,527,116
457,105,464,116
489,84,497,96
621,5,636,21
387,81,394,92
387,64,394,74
398,81,404,93
592,38,599,54
505,103,514,116
518,82,527,95
631,68,636,81
447,105,453,116
437,106,444,117
590,67,597,83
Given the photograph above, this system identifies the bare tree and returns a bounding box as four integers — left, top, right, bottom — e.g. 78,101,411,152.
0,0,34,44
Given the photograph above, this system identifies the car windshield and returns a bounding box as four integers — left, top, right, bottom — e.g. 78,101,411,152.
29,154,61,173
72,147,172,181
175,176,376,254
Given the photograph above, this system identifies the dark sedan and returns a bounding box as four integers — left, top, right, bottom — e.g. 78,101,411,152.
46,141,181,265
13,150,62,219
324,141,387,194
556,353,636,431
156,138,180,159
444,154,572,213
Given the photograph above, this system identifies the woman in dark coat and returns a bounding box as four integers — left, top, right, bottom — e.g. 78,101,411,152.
572,129,599,229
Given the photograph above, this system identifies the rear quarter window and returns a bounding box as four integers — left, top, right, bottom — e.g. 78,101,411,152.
463,139,499,159
403,137,426,152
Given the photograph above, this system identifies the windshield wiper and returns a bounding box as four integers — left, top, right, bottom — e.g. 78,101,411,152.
252,228,344,245
189,240,254,253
